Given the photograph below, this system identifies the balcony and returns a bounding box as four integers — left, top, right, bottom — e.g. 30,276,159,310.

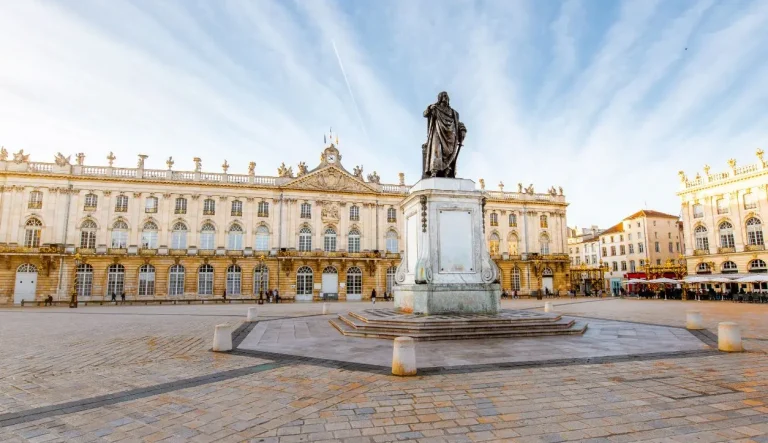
717,208,729,215
231,211,242,217
174,209,187,215
745,244,765,251
387,217,397,223
108,248,128,255
76,248,96,255
693,213,704,219
203,209,215,215
28,202,42,209
199,249,215,256
83,205,97,212
226,250,244,256
693,249,709,256
145,207,157,213
169,249,187,256
258,211,269,218
139,248,157,256
115,207,128,213
717,247,735,254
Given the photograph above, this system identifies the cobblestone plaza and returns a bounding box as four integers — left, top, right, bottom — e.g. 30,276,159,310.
1,299,767,442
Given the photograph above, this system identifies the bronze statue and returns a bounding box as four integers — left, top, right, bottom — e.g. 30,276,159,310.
422,92,467,178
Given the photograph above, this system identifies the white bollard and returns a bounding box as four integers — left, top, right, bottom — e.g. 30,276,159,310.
212,324,233,352
544,302,553,313
322,303,330,315
718,322,743,352
686,311,703,330
247,307,258,322
392,336,417,376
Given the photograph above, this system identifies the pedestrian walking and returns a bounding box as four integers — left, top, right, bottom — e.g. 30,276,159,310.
111,292,117,302
120,291,126,302
371,288,377,304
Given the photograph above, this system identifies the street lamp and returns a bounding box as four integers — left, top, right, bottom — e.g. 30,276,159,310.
69,253,82,308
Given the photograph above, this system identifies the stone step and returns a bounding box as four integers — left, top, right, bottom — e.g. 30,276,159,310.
337,313,576,333
329,318,588,341
347,310,564,326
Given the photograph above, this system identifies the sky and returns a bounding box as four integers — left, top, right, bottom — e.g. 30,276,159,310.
2,0,768,229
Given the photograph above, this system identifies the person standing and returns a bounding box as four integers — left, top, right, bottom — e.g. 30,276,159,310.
111,292,117,302
120,291,126,303
274,289,280,303
371,288,377,305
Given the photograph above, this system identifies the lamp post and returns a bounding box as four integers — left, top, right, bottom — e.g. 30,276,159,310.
69,253,82,308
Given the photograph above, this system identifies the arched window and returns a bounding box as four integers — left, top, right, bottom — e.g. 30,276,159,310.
694,225,709,251
509,214,517,227
141,221,159,249
489,233,500,256
722,261,738,274
348,229,361,253
84,193,98,210
138,264,155,296
540,215,548,228
174,197,187,214
508,233,519,255
324,227,337,252
386,230,398,254
746,218,764,246
490,213,498,227
299,227,312,251
171,222,188,249
28,190,43,209
111,220,128,248
231,200,243,216
300,203,312,219
145,196,158,213
227,224,243,250
80,220,97,249
226,265,242,295
198,264,214,295
387,207,397,223
76,263,93,297
106,264,125,297
168,265,185,296
255,225,270,251
296,266,313,295
540,233,550,254
349,205,360,221
719,222,735,249
24,218,42,248
749,259,767,273
115,195,129,212
346,267,362,297
696,262,711,274
386,266,397,294
257,201,269,217
542,267,554,276
511,267,521,291
203,198,216,215
254,266,269,296
200,223,216,250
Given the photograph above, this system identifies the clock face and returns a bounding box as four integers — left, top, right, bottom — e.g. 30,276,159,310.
327,154,336,163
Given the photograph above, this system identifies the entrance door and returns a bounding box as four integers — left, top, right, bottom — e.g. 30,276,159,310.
541,277,554,294
14,264,38,304
321,266,338,298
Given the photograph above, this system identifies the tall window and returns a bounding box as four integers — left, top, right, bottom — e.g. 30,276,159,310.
749,259,767,273
145,196,158,213
174,197,187,214
489,233,500,255
540,234,550,254
654,242,660,253
716,198,729,215
203,198,215,215
138,264,155,296
387,207,396,223
346,267,362,297
111,220,128,248
231,200,243,217
747,218,764,246
299,227,312,251
84,193,98,210
668,242,673,252
324,227,337,252
254,266,269,295
200,223,216,250
168,265,185,296
73,263,93,297
255,225,270,251
258,201,269,217
106,264,125,297
115,195,128,212
638,242,644,253
226,265,242,295
198,264,214,295
386,230,398,254
300,203,312,219
386,266,397,294
610,246,616,256
24,218,42,248
694,225,709,251
621,261,627,271
744,193,757,210
28,191,43,209
629,260,636,272
612,262,618,272
508,234,519,255
490,213,498,226
719,222,735,249
540,215,548,228
628,244,634,254
348,229,361,253
692,204,704,219
349,205,360,221
227,224,243,250
80,220,97,249
509,214,517,227
141,221,159,249
620,245,625,255
511,267,521,291
171,222,188,249
296,266,313,295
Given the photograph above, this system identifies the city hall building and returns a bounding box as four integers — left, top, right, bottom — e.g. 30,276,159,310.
0,143,569,304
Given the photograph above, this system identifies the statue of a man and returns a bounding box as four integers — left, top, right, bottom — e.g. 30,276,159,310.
422,91,466,178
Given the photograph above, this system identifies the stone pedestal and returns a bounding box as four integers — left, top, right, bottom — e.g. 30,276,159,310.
686,311,703,330
247,307,259,322
392,337,417,376
718,322,743,352
212,324,233,352
394,178,500,315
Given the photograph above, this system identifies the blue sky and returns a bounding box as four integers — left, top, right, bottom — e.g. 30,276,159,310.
2,0,767,228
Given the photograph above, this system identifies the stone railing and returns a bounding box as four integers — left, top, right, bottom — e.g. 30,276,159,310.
681,154,767,190
746,244,765,251
484,190,566,203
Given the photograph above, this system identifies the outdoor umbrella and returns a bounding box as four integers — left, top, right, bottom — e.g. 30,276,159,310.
648,278,680,284
735,274,768,283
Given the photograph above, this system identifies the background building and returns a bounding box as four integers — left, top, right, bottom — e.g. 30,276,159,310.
0,144,569,304
678,150,768,291
567,226,604,294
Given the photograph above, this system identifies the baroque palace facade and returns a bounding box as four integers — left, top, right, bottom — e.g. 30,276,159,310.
678,149,768,288
0,144,569,304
